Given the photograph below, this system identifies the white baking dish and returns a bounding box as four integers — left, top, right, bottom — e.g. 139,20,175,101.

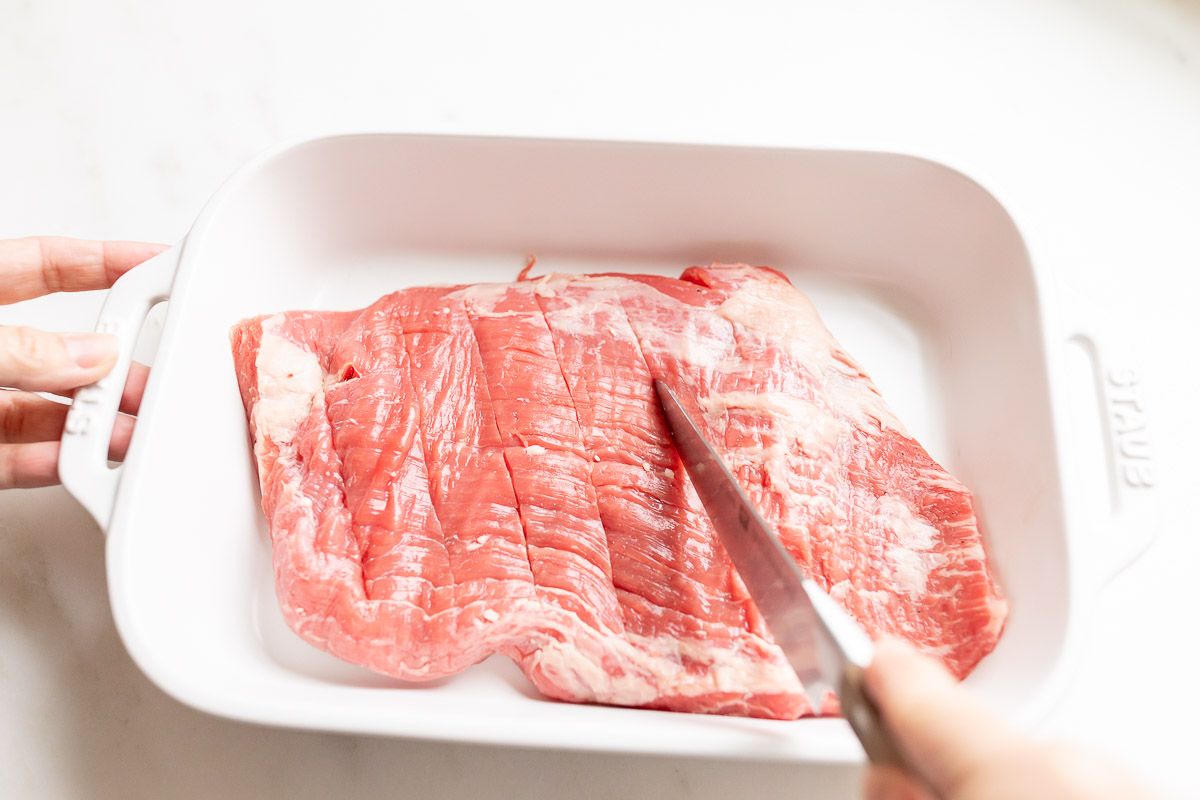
58,134,1158,762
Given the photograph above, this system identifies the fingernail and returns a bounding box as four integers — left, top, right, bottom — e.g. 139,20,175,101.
64,333,117,369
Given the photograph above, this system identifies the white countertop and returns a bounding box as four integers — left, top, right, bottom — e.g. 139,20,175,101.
2,1,1198,797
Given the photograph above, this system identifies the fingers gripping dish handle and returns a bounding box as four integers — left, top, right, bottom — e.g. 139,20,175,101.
58,246,180,531
1065,304,1159,585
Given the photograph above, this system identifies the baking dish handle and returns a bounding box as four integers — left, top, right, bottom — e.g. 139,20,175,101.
58,245,180,531
1062,303,1159,586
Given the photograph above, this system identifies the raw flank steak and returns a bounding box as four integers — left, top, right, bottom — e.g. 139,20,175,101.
230,264,1007,719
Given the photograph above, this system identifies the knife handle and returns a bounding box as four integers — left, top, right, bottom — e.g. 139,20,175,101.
839,663,908,768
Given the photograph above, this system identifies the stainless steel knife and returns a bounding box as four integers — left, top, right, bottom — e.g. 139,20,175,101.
654,379,907,766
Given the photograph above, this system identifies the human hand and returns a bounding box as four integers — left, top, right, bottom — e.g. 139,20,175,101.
0,237,166,489
863,637,1158,800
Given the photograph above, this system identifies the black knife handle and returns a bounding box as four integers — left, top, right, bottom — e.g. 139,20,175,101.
839,662,911,769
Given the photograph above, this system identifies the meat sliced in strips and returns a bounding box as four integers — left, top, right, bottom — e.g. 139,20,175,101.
230,264,1007,718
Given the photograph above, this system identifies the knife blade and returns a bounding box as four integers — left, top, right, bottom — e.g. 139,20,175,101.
654,380,906,766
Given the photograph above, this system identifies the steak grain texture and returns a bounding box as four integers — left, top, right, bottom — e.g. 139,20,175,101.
230,264,1007,719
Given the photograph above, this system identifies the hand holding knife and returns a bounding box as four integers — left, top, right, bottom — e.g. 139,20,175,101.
655,380,1159,800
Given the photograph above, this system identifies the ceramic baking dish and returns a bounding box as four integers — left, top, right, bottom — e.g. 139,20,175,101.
57,134,1158,762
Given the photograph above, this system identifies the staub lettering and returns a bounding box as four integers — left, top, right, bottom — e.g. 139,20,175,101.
1107,368,1154,488
63,320,122,437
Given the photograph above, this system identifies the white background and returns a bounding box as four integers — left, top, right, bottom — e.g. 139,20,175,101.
1,1,1198,797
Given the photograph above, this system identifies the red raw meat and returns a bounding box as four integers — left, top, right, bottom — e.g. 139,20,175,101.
230,264,1007,719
